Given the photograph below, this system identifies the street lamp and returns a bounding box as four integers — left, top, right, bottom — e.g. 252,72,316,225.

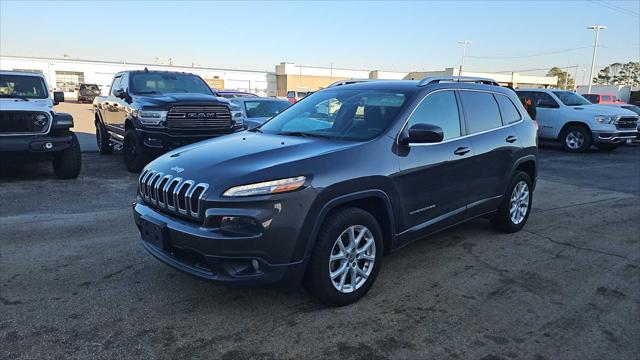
457,40,472,76
587,25,606,93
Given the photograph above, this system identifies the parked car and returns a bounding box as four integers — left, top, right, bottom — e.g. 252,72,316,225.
93,70,244,172
515,89,638,152
602,103,640,142
286,91,310,104
229,97,291,129
134,76,538,305
582,93,623,104
217,90,258,99
0,71,81,179
76,83,101,103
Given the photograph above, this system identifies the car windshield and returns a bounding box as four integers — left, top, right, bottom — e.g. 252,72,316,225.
259,89,410,141
130,73,213,95
0,74,48,99
243,100,290,118
81,84,99,91
552,91,591,106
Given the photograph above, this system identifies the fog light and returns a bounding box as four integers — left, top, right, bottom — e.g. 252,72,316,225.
251,259,260,271
44,142,53,150
220,216,262,236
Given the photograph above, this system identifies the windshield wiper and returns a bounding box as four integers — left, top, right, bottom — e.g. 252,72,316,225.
249,127,263,133
277,131,334,139
134,91,160,94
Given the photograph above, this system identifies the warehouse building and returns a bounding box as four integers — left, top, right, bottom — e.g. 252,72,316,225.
405,68,558,88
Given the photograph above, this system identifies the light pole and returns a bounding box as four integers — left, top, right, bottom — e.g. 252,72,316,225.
587,25,606,93
457,40,472,76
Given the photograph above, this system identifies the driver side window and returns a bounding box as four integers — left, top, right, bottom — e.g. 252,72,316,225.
110,75,122,96
407,91,461,140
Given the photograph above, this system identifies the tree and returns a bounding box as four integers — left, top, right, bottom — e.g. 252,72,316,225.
547,67,575,89
593,61,639,86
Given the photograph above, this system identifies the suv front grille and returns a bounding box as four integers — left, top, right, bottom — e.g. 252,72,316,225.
615,116,638,129
0,111,51,135
139,169,209,220
166,106,232,130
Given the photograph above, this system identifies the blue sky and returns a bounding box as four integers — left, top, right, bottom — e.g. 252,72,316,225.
1,0,638,79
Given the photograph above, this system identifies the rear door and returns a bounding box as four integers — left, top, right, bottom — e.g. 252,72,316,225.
459,90,522,214
395,90,474,243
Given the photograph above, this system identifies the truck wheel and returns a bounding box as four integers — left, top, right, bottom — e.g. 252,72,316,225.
491,171,533,233
96,121,113,155
53,132,81,179
560,125,592,153
306,207,383,306
123,129,148,173
595,144,618,151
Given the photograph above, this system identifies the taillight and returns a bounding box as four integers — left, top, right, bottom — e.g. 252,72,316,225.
532,120,539,132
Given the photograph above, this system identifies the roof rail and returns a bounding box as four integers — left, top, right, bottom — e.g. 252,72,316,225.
418,76,499,87
327,79,372,87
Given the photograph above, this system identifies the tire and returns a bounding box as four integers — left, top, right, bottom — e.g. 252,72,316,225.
306,207,383,306
123,129,148,173
95,121,114,155
560,125,592,153
595,144,618,151
52,132,81,179
492,171,533,233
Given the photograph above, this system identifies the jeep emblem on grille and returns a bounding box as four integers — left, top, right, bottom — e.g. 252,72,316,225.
171,166,184,173
186,112,217,119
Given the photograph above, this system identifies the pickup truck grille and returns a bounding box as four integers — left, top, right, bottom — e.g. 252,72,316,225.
166,105,232,130
615,117,638,130
139,169,209,220
0,111,51,135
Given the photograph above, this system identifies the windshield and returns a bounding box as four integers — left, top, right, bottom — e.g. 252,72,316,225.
81,84,100,91
243,100,290,118
552,91,591,106
259,89,410,141
130,73,213,95
0,74,48,99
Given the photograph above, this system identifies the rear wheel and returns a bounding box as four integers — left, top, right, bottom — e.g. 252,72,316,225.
52,132,81,179
492,171,532,233
560,125,592,153
306,207,383,306
123,129,149,173
96,121,113,155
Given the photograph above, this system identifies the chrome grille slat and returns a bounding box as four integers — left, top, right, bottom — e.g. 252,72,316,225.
166,105,232,130
138,171,209,220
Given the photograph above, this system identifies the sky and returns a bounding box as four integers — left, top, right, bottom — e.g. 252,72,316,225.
0,0,638,82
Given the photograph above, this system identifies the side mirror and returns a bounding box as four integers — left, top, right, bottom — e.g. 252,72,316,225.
53,91,64,105
401,123,444,144
113,88,126,99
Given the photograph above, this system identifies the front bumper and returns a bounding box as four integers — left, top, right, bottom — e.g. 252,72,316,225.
592,130,638,144
138,127,242,153
133,187,317,285
0,133,72,153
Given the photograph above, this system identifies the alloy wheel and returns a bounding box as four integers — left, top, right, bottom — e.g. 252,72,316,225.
328,225,376,293
565,130,585,150
510,181,530,225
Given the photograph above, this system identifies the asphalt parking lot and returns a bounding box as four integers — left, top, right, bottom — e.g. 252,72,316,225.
1,135,639,358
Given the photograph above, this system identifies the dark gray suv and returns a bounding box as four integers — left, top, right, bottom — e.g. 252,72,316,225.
133,76,538,306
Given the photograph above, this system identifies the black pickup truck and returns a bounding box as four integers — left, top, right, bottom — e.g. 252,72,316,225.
93,70,244,172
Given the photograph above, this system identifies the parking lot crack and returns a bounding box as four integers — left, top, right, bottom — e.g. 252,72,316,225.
533,196,630,213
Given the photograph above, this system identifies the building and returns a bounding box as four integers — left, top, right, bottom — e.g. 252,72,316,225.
0,55,277,98
405,68,558,88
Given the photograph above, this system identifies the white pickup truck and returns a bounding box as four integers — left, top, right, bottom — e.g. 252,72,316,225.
515,89,638,152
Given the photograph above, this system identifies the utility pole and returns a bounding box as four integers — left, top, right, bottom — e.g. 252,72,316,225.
457,40,472,76
587,25,606,93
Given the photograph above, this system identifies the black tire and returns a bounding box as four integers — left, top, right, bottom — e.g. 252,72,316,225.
123,129,148,173
560,125,592,153
52,132,81,179
492,171,533,233
95,121,113,155
595,144,618,151
306,207,383,306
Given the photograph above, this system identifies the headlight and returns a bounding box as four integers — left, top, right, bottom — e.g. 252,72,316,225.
136,110,167,126
231,109,244,126
32,113,49,130
594,115,618,124
222,176,306,197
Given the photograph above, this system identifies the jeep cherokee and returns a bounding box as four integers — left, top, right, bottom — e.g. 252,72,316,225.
133,76,538,306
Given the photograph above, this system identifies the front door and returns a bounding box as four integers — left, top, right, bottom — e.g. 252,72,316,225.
394,90,474,244
526,91,559,139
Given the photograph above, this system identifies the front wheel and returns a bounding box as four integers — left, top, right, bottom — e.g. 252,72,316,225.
492,171,533,233
560,125,592,153
123,129,149,173
306,207,383,306
52,132,81,179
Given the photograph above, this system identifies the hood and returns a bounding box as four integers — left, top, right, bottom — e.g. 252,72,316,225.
144,131,358,194
569,104,637,116
133,93,231,108
0,98,53,112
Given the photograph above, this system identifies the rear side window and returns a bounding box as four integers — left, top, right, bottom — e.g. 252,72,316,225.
602,95,611,101
495,94,522,124
459,91,502,134
407,90,461,140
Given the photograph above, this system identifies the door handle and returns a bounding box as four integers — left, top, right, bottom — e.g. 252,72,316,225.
454,147,470,156
506,135,518,143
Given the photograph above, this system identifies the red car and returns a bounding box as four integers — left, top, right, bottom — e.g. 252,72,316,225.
582,93,623,104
